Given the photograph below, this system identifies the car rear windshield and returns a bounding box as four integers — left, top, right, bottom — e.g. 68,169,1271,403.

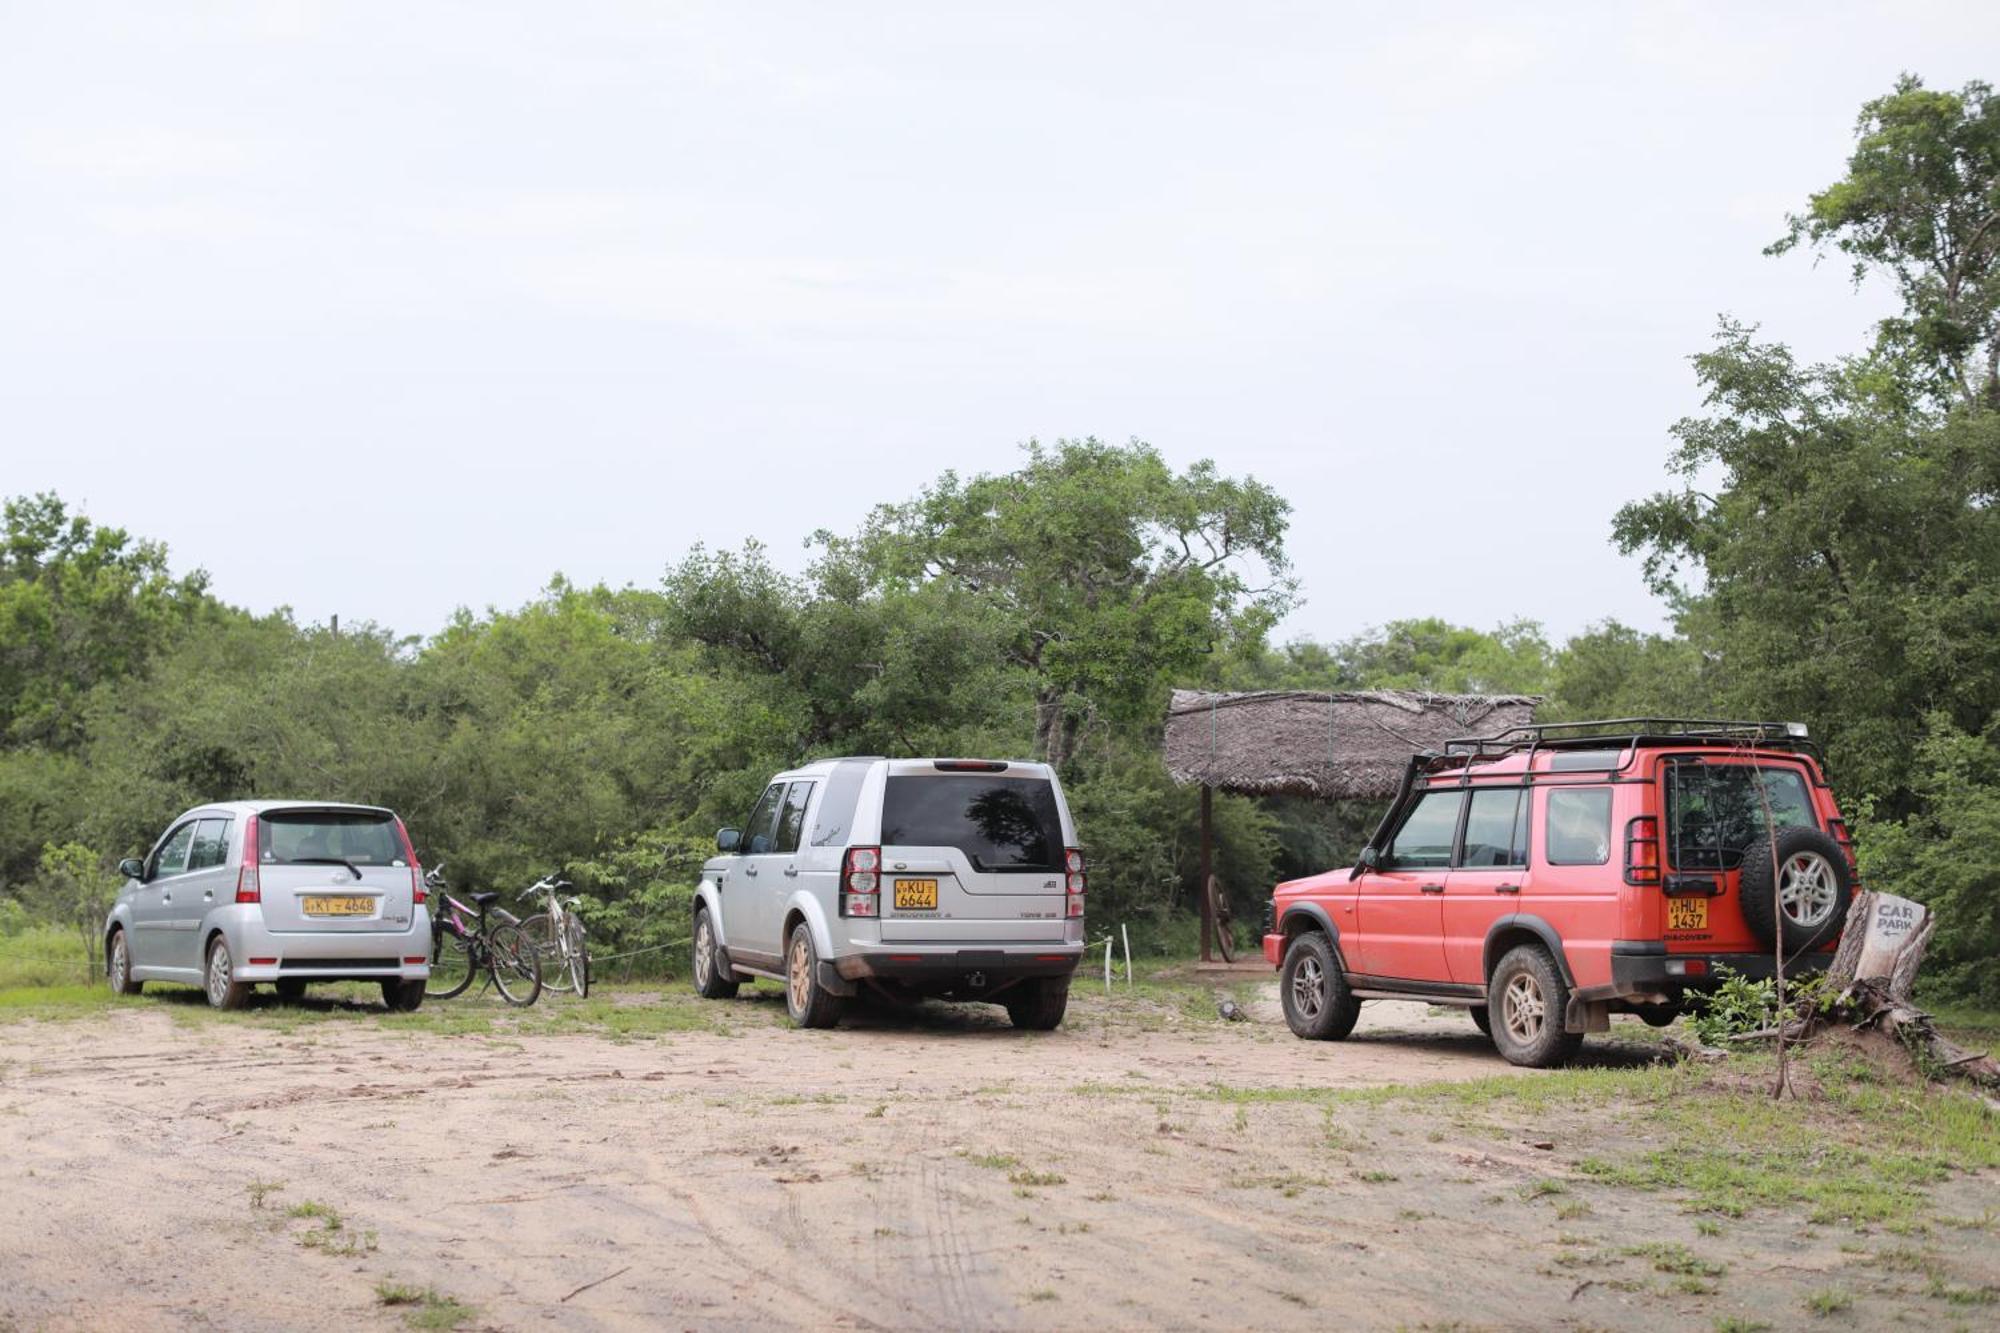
881,776,1064,871
259,810,405,866
1665,763,1817,870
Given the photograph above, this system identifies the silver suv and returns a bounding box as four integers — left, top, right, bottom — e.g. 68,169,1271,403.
690,758,1087,1029
104,801,431,1010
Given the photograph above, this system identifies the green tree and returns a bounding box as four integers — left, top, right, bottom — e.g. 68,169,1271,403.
0,493,213,747
1770,75,2000,408
827,439,1295,768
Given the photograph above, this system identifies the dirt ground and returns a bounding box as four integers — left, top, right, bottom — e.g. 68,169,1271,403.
1,980,1993,1331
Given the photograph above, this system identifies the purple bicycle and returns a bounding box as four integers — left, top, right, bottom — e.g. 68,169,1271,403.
422,864,542,1005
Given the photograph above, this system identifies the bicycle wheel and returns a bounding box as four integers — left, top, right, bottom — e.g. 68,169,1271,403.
564,916,589,998
425,923,476,999
520,913,572,994
487,923,543,1006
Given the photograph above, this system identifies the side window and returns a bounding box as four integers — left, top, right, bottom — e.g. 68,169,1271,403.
1546,788,1613,866
774,781,815,855
189,818,233,871
742,784,786,855
1387,791,1464,869
152,822,198,879
1459,789,1529,868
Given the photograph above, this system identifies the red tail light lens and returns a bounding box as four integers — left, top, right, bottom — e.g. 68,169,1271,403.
235,813,261,903
1623,816,1660,886
841,846,881,917
395,816,424,905
1064,847,1085,918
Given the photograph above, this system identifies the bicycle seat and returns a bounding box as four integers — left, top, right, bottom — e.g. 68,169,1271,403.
470,891,501,909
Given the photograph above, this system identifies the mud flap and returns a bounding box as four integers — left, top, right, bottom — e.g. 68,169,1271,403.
1564,997,1611,1034
816,960,858,997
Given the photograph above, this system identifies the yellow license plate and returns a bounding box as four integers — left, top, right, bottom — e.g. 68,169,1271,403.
1667,897,1708,932
893,879,939,911
302,895,374,917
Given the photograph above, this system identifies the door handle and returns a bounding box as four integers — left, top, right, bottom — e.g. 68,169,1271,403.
1494,883,1520,894
1419,883,1445,894
203,891,214,901
745,865,758,877
783,866,799,878
161,893,172,903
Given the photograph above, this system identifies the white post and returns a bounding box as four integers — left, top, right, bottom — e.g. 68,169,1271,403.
1121,923,1132,987
1103,936,1113,994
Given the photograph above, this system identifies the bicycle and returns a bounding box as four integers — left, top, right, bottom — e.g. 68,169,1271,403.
518,875,590,998
422,865,543,1005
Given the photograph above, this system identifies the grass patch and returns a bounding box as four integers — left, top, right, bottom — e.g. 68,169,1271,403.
965,1151,1020,1171
1007,1169,1066,1187
1803,1288,1853,1316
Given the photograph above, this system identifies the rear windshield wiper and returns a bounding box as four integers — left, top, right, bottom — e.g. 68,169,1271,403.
289,856,364,880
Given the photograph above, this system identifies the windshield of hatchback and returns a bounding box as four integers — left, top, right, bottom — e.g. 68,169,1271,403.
1664,763,1816,870
259,810,404,865
881,776,1064,870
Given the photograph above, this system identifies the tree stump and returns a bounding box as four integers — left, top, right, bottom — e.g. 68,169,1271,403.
1820,890,1998,1090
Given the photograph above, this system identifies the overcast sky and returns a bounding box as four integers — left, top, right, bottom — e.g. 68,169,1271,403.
4,3,1994,646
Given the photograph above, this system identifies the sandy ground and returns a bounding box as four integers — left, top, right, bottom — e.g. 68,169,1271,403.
0,983,1991,1331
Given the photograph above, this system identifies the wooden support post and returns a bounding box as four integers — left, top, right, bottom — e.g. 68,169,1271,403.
1198,784,1213,963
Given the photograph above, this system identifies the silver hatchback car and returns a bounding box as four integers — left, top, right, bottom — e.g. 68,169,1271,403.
105,801,432,1010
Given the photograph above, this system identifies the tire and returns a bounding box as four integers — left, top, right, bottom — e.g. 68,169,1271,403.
424,924,476,999
1737,827,1851,955
784,922,843,1029
692,907,739,999
1487,944,1583,1069
520,913,571,994
204,936,252,1011
1279,933,1361,1041
107,929,143,996
275,979,307,1003
1005,977,1070,1031
564,917,590,998
380,978,425,1012
1469,1004,1492,1037
487,924,543,1006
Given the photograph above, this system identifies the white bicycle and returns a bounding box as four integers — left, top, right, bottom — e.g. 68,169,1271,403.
518,876,591,998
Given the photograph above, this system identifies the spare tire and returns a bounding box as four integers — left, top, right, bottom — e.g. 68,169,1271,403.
1737,826,1851,955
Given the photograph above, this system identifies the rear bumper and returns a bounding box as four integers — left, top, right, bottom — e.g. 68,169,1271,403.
1592,942,1831,1003
834,946,1083,984
224,907,432,982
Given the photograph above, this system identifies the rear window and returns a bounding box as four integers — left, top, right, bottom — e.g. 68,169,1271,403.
260,810,405,866
881,776,1064,871
1665,763,1817,870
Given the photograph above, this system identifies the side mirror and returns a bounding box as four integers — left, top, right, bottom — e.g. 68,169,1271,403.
716,828,741,853
118,857,145,881
1349,846,1380,881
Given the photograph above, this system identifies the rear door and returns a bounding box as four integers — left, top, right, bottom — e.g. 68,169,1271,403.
176,816,235,970
878,766,1067,943
253,808,416,937
1442,786,1531,985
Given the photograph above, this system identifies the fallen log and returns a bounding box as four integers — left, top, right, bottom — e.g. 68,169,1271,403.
1818,890,1999,1090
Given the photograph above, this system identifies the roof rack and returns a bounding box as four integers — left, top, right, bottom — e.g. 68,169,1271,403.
1441,718,1821,761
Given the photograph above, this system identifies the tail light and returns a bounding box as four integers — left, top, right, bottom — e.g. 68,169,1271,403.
1829,818,1860,882
841,846,880,917
395,816,425,905
1623,816,1660,886
235,813,261,903
1064,848,1086,919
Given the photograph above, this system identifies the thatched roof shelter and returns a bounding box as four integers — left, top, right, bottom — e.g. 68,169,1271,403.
1164,689,1541,801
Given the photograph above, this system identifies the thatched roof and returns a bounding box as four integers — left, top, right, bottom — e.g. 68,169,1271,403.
1163,689,1540,800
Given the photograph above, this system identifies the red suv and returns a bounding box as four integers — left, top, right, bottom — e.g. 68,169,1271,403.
1262,720,1855,1067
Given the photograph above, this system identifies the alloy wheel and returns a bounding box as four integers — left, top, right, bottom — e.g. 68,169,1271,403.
788,933,811,1013
1503,971,1545,1044
206,941,232,1006
1778,851,1839,928
1290,955,1325,1020
694,916,714,989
